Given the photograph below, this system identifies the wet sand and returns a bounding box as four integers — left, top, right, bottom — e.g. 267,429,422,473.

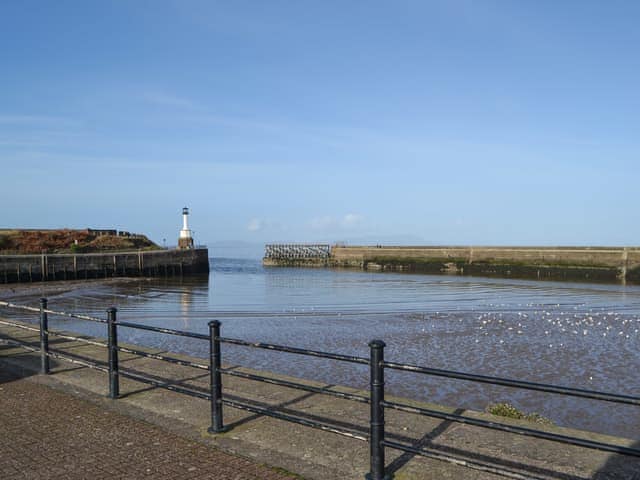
0,277,152,301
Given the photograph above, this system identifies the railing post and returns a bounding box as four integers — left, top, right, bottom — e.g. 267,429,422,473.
367,340,388,480
39,298,50,374
107,307,119,399
208,320,227,433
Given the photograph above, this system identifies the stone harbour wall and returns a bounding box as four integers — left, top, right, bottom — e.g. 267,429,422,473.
265,245,640,283
0,247,209,284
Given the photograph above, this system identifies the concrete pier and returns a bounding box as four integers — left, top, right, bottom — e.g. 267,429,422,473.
264,245,640,284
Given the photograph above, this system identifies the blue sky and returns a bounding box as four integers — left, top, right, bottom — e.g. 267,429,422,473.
1,1,639,251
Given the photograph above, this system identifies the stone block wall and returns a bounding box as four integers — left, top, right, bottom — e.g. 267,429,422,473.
0,248,209,284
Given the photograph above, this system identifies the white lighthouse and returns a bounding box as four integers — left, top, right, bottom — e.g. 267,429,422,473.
178,207,194,249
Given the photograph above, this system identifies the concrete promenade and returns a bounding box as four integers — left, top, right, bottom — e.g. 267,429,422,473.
1,320,639,479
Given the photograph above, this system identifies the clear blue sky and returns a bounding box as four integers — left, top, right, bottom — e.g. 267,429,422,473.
1,1,638,249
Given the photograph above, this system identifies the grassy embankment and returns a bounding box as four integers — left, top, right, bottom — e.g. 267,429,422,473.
0,229,160,254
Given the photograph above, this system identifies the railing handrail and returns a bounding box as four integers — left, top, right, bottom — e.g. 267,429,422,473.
383,360,640,406
4,302,635,407
116,321,209,340
218,336,369,365
0,301,106,323
382,399,640,456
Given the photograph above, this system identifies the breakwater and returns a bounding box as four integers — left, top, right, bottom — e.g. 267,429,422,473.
0,247,209,284
263,245,640,283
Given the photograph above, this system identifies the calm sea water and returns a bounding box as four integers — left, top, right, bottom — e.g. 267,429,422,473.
4,257,640,439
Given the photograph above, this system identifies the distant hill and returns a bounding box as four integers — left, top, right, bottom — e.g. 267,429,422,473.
0,229,160,254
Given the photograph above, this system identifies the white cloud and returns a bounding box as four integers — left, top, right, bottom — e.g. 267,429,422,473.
309,215,335,230
247,218,283,233
309,213,365,231
247,218,264,232
342,213,364,227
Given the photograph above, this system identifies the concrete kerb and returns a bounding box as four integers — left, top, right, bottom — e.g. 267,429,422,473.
1,319,639,480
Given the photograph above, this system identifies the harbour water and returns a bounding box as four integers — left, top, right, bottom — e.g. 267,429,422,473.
2,257,640,439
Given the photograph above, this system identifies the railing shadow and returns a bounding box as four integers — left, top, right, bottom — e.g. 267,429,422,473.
593,440,640,479
385,408,464,476
116,370,210,399
111,364,322,431
384,437,589,480
0,357,37,384
223,390,319,431
241,398,590,480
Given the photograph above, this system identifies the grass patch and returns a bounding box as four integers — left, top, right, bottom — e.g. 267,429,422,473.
486,402,553,425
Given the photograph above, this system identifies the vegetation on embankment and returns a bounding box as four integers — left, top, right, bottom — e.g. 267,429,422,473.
359,256,621,282
262,257,330,268
486,402,553,425
0,229,159,254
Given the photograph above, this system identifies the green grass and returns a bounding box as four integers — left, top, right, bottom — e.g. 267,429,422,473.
486,402,553,425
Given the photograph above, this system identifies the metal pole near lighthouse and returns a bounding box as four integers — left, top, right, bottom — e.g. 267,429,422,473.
178,207,194,249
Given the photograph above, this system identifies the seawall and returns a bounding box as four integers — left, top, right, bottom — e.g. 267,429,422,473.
264,245,640,283
0,247,209,284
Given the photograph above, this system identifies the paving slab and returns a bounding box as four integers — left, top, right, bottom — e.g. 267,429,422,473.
0,364,298,480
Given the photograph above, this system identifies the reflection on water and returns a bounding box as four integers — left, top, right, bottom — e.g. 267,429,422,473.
3,257,640,439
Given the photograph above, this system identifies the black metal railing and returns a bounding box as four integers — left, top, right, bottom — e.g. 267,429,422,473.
1,298,639,480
